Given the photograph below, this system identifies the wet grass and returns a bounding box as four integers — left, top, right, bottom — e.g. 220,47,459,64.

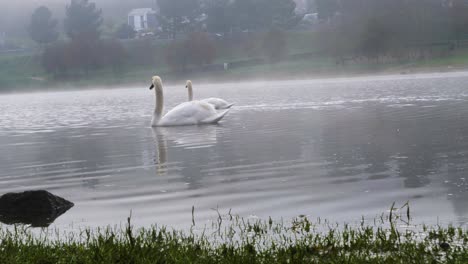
0,53,46,91
0,205,467,263
408,48,468,69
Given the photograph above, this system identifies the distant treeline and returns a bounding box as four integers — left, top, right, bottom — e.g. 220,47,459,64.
28,0,300,78
314,0,468,63
25,0,468,80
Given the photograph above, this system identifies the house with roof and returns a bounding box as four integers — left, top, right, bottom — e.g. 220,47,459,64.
128,8,158,32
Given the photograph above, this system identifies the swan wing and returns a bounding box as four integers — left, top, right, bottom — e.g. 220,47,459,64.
202,109,230,124
201,98,234,109
158,101,227,126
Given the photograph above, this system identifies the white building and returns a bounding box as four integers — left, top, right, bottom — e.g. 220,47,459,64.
128,8,158,32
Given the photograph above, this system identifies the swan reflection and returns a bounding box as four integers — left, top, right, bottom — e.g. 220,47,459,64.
151,125,221,176
151,128,168,176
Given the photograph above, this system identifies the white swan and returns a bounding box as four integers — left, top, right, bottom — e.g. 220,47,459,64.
150,76,229,127
186,80,234,109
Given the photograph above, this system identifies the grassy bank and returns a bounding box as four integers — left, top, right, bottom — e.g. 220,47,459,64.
0,208,467,263
3,54,468,93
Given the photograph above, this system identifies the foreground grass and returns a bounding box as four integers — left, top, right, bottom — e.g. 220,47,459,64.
0,207,467,264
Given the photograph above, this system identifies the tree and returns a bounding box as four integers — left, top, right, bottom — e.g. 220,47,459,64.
42,42,68,78
450,0,468,41
96,40,128,74
28,6,58,46
260,0,300,29
158,0,200,39
204,0,233,34
64,0,103,41
115,23,136,39
229,0,299,31
315,0,339,21
186,32,217,66
166,32,216,72
166,41,190,72
230,0,258,31
42,39,128,78
305,0,317,13
262,29,287,62
323,0,451,63
359,18,392,60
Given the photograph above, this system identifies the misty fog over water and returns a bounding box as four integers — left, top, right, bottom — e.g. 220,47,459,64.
1,73,468,228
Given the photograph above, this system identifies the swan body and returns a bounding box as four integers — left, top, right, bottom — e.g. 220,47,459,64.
150,76,229,127
186,80,234,109
156,101,229,126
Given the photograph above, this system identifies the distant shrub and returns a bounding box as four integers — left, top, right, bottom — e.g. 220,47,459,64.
165,41,190,72
124,39,158,66
67,40,98,74
186,32,217,66
96,40,128,74
262,29,287,62
115,23,136,40
165,32,217,72
359,18,392,61
42,42,68,78
41,39,127,78
242,37,259,58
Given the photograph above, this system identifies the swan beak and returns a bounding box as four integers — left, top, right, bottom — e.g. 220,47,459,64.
185,85,188,89
149,84,154,90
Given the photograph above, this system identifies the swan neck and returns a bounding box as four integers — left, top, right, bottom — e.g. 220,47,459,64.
188,85,193,101
154,88,164,120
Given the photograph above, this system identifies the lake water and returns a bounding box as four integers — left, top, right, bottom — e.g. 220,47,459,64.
1,72,468,229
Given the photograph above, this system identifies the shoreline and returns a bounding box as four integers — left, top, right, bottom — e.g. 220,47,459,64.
2,61,468,95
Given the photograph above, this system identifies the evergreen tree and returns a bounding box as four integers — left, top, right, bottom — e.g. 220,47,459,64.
64,0,103,41
315,0,339,21
450,0,468,40
230,0,299,31
261,0,300,29
230,0,258,31
204,0,233,34
28,6,58,46
157,0,200,39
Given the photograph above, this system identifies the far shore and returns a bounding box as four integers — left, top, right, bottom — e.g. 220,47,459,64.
2,59,468,94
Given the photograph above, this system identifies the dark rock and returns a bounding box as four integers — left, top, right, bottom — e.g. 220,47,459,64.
0,190,74,227
439,242,451,251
